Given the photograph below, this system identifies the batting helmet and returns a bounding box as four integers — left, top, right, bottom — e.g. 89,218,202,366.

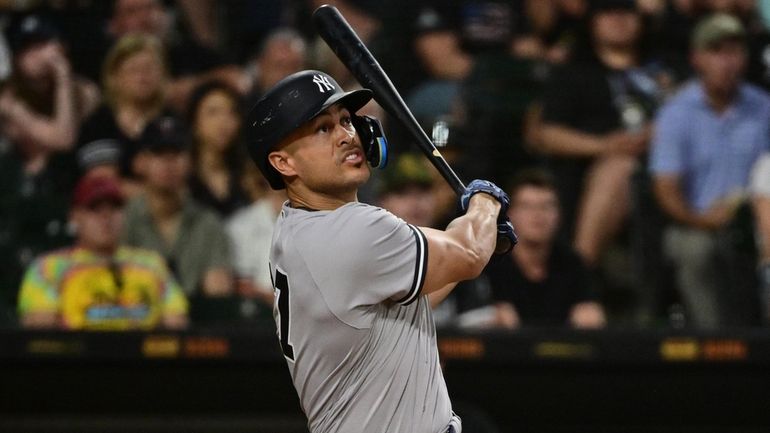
246,70,373,190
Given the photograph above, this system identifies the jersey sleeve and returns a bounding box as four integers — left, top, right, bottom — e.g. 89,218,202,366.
297,204,428,327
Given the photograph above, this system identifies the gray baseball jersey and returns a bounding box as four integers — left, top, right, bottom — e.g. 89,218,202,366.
269,201,453,433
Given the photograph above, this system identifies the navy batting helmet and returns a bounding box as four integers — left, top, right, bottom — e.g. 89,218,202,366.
246,70,373,190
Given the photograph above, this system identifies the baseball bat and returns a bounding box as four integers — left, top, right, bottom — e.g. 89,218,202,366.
312,4,466,196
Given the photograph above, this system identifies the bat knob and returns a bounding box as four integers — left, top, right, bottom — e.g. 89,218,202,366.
495,220,517,255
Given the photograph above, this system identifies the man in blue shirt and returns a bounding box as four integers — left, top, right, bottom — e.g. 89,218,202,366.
650,13,770,328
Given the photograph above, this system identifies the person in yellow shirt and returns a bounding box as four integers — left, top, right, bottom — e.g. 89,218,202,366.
18,174,188,330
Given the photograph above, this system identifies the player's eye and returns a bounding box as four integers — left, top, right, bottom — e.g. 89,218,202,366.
341,116,352,126
316,123,331,134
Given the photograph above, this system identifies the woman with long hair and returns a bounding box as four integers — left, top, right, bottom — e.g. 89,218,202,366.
78,33,174,185
185,80,250,216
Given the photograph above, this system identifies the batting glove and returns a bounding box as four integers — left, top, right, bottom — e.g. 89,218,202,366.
460,179,510,219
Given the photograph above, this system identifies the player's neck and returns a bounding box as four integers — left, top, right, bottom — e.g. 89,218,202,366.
286,186,357,211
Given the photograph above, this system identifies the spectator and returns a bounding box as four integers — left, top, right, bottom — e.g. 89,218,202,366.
17,174,188,330
122,116,234,298
375,153,437,228
108,0,246,110
537,0,670,267
0,133,75,326
514,0,587,63
78,34,173,194
0,16,89,324
651,13,770,328
0,24,11,82
245,28,307,107
76,138,123,180
403,0,526,132
226,186,285,313
186,80,250,217
0,14,99,155
485,168,605,329
751,152,770,323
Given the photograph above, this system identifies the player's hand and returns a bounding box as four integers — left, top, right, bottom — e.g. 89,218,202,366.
460,179,510,219
495,218,518,255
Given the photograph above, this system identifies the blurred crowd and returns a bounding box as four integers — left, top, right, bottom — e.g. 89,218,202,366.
2,0,770,332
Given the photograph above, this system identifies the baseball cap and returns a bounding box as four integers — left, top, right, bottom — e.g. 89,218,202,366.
77,139,122,172
691,13,746,50
246,70,373,190
139,116,189,153
378,153,434,196
72,175,125,209
9,15,59,53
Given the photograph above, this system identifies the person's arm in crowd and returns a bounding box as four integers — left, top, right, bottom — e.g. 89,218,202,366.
653,175,734,230
236,278,275,306
493,301,520,329
202,267,234,297
754,196,770,260
414,31,473,80
750,154,770,261
75,77,101,121
200,214,235,297
538,124,649,157
17,258,59,329
569,302,606,329
0,45,77,151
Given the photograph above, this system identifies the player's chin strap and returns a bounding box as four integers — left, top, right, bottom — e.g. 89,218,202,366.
352,114,388,169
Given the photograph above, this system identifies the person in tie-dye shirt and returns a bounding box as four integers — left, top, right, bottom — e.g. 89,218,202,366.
18,175,187,330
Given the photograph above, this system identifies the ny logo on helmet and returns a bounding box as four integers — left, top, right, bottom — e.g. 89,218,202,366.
312,75,335,93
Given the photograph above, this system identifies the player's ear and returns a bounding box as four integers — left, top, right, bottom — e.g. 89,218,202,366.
268,150,297,178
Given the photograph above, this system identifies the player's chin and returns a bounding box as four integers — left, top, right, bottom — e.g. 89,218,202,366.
344,164,370,186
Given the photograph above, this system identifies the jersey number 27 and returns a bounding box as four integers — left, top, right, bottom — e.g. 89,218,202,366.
274,269,295,360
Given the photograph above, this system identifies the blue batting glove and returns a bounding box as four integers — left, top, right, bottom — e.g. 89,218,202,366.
459,179,510,219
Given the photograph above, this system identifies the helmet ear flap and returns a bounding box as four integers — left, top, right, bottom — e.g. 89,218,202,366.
351,114,388,169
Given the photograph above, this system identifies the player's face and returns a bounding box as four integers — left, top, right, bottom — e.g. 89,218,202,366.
275,104,370,196
73,201,124,252
507,186,560,245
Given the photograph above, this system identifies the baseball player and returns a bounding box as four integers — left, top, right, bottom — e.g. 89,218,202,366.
246,70,516,433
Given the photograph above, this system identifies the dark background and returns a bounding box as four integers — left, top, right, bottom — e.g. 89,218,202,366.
2,328,770,433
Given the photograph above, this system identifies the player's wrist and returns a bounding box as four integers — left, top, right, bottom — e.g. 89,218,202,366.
469,192,501,213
